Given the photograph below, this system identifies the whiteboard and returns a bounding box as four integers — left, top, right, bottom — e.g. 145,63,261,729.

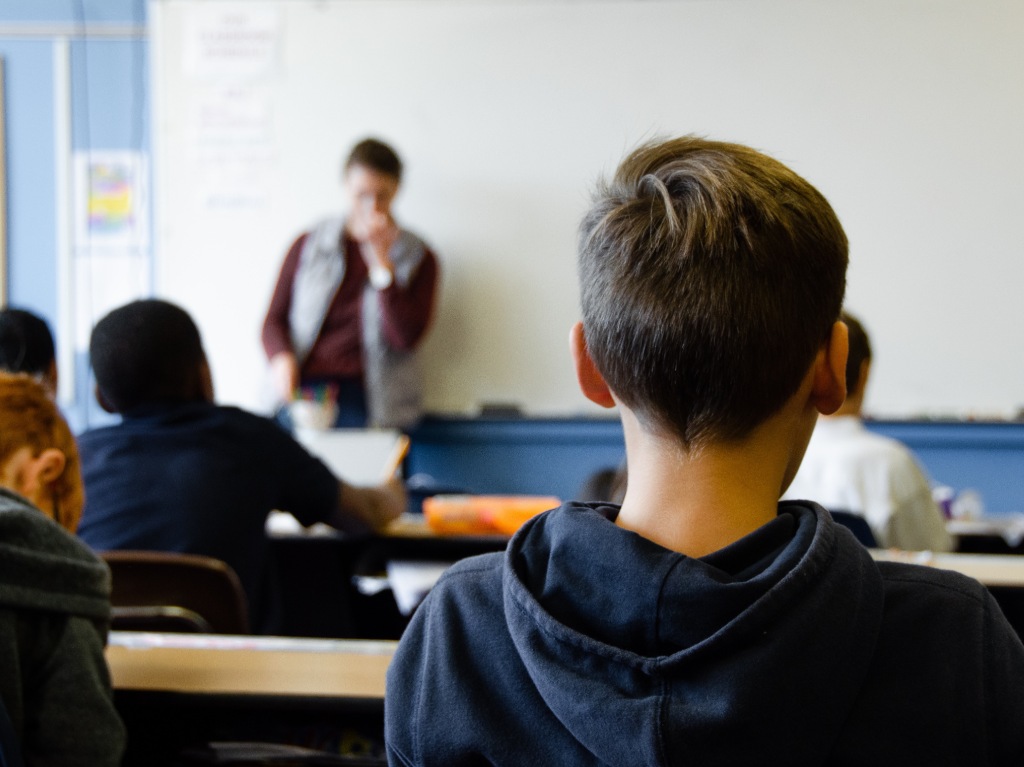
151,0,1024,420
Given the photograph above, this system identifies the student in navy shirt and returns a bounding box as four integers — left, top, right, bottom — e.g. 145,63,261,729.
77,299,404,633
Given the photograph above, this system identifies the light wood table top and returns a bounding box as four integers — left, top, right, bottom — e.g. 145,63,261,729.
106,632,396,699
871,550,1024,587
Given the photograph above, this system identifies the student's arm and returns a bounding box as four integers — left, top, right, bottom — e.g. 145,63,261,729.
328,475,406,535
26,615,126,767
376,248,439,351
887,455,953,552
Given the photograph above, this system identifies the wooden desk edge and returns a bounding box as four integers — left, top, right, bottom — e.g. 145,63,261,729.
106,635,396,699
871,550,1024,587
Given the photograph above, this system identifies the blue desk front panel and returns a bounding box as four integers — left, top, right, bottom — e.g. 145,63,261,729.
407,417,1024,515
406,417,625,502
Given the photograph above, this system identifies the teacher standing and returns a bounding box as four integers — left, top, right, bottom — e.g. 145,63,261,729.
262,138,439,429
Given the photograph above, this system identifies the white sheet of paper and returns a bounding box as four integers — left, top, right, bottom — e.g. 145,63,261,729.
183,5,281,79
386,560,453,616
265,429,407,535
294,428,407,486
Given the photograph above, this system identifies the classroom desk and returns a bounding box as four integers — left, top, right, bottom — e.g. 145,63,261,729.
870,550,1024,587
107,632,395,766
270,514,509,639
107,632,394,699
949,515,1024,554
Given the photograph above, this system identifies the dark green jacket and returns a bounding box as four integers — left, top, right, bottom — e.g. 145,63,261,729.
0,489,124,766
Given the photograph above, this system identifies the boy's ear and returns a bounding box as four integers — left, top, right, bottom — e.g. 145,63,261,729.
810,320,848,415
94,384,117,414
33,448,66,486
570,322,616,409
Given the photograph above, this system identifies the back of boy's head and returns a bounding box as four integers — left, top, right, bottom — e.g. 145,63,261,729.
91,299,207,413
0,372,84,532
841,311,872,394
578,136,848,447
0,308,56,378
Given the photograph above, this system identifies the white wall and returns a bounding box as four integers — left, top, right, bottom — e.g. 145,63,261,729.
151,0,1024,419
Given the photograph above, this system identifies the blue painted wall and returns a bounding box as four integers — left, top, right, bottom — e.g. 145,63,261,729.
3,39,58,320
0,1,149,429
407,417,1024,516
1,1,143,24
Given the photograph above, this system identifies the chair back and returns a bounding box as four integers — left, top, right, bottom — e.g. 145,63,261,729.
102,551,250,634
829,511,878,548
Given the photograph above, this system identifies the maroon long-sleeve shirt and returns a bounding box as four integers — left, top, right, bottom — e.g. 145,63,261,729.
261,230,439,380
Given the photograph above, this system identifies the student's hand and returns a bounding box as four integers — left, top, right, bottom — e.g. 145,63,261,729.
334,476,406,533
368,474,407,528
270,352,299,402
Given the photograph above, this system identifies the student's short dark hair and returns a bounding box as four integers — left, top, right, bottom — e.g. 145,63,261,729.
344,138,403,181
842,311,872,395
578,136,848,447
0,308,55,377
90,299,207,413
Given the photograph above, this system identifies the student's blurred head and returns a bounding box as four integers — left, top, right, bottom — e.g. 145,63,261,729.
90,299,212,413
841,311,872,398
577,136,848,448
0,308,58,396
344,138,402,221
0,373,83,530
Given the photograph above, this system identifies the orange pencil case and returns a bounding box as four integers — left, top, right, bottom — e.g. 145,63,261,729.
423,495,560,536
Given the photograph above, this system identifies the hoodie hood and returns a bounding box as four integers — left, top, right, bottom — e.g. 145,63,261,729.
0,488,111,621
502,502,884,765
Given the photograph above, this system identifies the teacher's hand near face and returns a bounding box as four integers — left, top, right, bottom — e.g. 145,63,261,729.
354,210,399,269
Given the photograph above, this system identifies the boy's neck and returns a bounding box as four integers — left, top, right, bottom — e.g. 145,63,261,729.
615,405,814,558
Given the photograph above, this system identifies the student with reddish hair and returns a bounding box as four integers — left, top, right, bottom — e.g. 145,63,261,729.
0,373,124,766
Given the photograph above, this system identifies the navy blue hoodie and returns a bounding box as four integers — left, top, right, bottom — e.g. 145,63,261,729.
386,502,1024,766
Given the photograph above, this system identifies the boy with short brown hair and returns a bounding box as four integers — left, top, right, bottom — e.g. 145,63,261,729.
385,137,1024,766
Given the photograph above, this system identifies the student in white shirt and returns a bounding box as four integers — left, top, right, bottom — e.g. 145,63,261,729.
784,312,953,551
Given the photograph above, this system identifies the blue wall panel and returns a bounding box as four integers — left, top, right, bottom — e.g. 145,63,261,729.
1,40,58,318
869,421,1024,515
0,1,144,25
70,37,148,151
406,417,1024,516
407,417,626,502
